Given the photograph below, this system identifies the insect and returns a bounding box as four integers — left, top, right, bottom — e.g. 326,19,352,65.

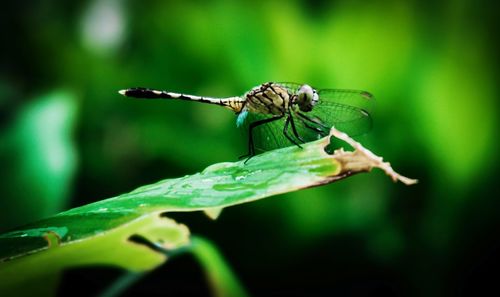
119,82,373,159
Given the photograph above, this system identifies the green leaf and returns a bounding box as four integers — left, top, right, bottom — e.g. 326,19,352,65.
0,128,415,294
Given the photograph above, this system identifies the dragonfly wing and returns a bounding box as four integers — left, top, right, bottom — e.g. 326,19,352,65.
274,82,302,93
240,113,290,152
240,111,330,153
311,89,374,135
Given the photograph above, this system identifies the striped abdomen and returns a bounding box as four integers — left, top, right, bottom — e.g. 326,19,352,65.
119,87,244,113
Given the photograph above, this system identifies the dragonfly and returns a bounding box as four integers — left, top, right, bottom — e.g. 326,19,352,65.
119,82,373,159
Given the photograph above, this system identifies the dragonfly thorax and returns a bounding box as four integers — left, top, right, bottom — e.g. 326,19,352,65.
295,84,319,112
244,82,291,115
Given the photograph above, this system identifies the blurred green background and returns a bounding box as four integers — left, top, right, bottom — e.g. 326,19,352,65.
1,0,498,296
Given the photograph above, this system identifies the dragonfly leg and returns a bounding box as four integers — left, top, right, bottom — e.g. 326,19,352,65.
297,116,324,133
288,114,305,143
296,112,329,134
240,115,284,162
283,116,303,148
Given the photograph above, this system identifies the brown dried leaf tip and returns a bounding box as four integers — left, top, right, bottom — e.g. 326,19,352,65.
330,127,418,185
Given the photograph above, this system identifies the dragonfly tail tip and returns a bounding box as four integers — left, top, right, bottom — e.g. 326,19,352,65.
118,89,127,96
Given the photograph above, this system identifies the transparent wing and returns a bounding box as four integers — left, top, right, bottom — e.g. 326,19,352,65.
240,84,374,153
240,113,292,153
312,88,374,136
278,83,374,136
275,82,302,94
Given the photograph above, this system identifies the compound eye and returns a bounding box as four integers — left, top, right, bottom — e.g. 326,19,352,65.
299,84,314,100
298,84,316,112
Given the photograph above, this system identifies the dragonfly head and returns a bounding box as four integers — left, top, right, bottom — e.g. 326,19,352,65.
296,84,319,112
